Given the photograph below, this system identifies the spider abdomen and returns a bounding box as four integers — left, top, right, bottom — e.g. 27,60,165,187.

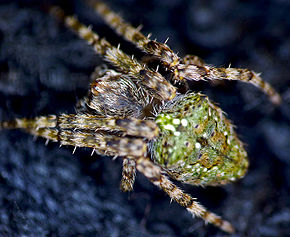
153,93,249,186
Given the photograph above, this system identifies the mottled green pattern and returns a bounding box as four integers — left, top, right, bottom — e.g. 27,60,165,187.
154,92,248,186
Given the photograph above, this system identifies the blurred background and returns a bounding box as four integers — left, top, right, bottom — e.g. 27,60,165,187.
0,0,289,236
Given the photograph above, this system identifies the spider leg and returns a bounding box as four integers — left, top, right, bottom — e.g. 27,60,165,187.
0,115,159,157
136,156,235,233
86,0,180,69
0,114,153,192
50,7,176,101
176,55,281,104
175,64,282,105
182,54,206,67
120,158,136,192
87,1,281,105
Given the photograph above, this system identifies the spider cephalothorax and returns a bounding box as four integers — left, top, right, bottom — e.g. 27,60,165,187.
0,0,281,233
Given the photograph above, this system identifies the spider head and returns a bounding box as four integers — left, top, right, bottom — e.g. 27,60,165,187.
84,70,148,117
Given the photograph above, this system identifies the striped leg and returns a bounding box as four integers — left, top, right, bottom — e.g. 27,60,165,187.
86,1,280,105
136,156,235,233
86,0,180,69
0,115,159,157
175,64,282,105
50,7,176,101
182,55,206,67
120,158,136,192
0,114,158,138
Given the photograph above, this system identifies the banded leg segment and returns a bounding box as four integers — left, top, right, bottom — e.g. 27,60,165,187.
37,128,146,157
0,114,161,157
182,55,206,67
136,156,235,233
176,64,282,105
50,7,176,101
0,114,158,139
57,114,159,139
87,1,281,105
1,126,146,157
87,1,207,75
87,0,180,68
120,158,136,192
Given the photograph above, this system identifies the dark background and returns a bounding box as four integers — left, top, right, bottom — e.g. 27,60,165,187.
0,0,289,236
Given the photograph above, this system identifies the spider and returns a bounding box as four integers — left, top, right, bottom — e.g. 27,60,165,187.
0,0,281,233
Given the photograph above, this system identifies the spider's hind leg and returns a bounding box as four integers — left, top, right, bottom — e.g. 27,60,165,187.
136,156,235,233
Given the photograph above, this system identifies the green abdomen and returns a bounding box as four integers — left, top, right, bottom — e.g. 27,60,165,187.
152,93,248,186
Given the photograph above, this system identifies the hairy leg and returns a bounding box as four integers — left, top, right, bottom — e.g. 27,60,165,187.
0,115,159,157
86,1,280,105
174,64,281,105
86,0,180,69
136,156,235,233
120,158,136,192
50,7,176,101
182,55,206,67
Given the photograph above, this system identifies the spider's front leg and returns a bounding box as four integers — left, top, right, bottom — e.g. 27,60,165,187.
50,6,176,102
0,114,158,157
175,63,282,105
87,0,180,71
0,112,152,193
87,0,281,105
182,55,206,67
0,114,151,192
